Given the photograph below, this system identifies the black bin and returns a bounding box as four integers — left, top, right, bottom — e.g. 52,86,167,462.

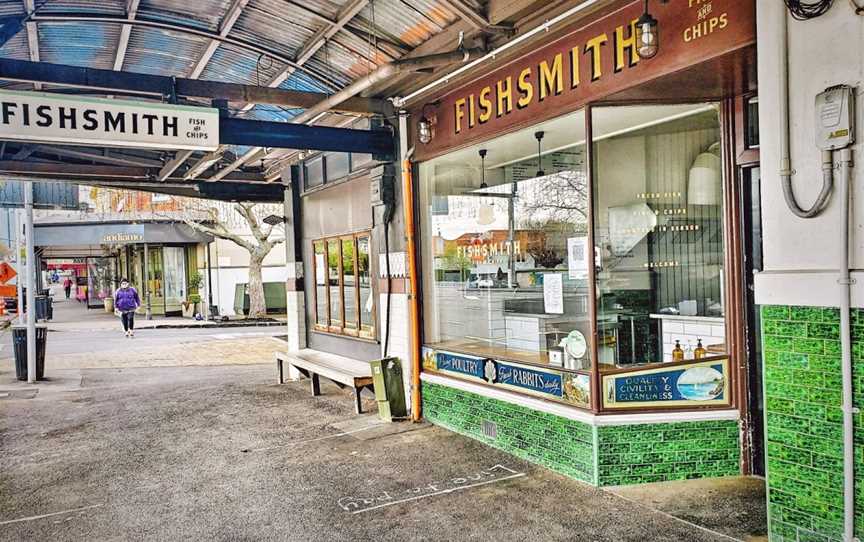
12,324,48,381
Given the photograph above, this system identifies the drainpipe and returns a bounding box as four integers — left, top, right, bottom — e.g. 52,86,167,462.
398,111,421,422
206,48,485,182
775,9,857,540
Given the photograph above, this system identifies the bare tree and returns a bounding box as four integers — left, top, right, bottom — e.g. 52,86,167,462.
179,202,285,318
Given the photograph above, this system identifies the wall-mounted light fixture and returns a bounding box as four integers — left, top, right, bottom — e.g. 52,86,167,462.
417,101,439,145
635,0,663,59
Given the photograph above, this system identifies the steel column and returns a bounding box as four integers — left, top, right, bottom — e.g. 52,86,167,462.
24,182,36,383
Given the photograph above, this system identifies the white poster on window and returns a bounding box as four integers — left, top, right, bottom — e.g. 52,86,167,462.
567,237,589,280
543,273,564,314
315,254,326,285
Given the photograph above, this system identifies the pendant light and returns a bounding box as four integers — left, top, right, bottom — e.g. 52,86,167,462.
535,131,545,177
635,0,660,59
479,149,488,188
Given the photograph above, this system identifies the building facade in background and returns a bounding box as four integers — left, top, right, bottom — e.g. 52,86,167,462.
32,187,288,317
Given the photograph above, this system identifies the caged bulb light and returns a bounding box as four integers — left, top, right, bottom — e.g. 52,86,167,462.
635,1,660,59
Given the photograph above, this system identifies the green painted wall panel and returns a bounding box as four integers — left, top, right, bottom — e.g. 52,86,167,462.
761,305,864,542
422,381,739,488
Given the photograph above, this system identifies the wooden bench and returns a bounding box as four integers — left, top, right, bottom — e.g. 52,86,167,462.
275,349,374,414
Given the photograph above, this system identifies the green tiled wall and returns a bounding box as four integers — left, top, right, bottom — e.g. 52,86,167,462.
422,381,597,483
761,305,864,541
422,381,740,487
597,421,740,486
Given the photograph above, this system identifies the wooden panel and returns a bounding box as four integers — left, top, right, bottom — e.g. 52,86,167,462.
412,0,756,161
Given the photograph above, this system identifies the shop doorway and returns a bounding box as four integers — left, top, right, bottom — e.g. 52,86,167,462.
741,165,765,476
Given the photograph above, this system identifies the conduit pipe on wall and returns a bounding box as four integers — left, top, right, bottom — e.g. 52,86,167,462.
206,48,485,182
838,148,855,542
778,15,834,218
393,0,605,107
398,111,422,422
776,11,857,542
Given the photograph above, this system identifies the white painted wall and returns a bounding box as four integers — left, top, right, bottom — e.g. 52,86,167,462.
754,2,864,308
203,237,289,317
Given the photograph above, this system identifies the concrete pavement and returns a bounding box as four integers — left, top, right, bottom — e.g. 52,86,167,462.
0,363,762,542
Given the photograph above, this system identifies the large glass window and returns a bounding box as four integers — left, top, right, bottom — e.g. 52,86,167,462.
419,103,733,413
312,233,374,338
420,110,593,407
592,104,725,369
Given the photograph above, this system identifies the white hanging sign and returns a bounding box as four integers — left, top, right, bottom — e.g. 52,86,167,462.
0,90,220,151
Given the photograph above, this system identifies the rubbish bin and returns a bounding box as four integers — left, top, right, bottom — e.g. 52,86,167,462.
35,295,48,320
370,357,407,422
12,324,48,381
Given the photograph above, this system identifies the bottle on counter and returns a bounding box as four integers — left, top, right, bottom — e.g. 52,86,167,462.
672,340,684,361
694,338,706,360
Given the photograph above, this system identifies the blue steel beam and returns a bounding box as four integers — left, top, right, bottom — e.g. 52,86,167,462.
219,118,394,158
0,58,387,114
0,17,24,49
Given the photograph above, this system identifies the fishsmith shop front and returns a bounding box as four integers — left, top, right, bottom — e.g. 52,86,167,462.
404,0,760,486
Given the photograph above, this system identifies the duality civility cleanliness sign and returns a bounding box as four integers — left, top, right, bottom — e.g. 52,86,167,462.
0,89,220,151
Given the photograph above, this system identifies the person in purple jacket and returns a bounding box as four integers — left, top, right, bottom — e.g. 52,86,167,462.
114,278,141,337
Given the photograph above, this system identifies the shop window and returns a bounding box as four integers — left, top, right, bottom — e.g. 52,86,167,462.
418,103,735,414
304,157,325,190
312,233,374,339
327,153,351,181
419,110,593,409
592,104,730,411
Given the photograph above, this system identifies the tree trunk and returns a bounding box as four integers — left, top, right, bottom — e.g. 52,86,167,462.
247,252,267,318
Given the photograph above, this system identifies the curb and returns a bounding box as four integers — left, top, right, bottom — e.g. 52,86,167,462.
148,320,286,329
46,320,286,332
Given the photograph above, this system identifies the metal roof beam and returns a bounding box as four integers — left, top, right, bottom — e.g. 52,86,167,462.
439,0,514,33
219,117,394,156
158,150,194,181
22,0,40,89
113,0,140,71
0,58,387,114
31,145,163,167
248,0,369,101
211,0,371,182
188,0,249,79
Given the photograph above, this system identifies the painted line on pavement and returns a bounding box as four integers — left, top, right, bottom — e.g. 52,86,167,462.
0,504,104,526
350,473,527,514
242,424,383,453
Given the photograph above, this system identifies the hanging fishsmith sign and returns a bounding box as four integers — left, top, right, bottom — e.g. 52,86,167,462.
0,90,220,151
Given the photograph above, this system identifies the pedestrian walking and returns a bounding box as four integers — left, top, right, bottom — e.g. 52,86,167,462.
62,277,72,299
114,278,141,338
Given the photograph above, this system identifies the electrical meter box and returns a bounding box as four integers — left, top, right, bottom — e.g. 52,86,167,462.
815,85,856,150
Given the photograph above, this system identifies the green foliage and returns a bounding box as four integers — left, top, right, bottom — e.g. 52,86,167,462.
188,271,204,290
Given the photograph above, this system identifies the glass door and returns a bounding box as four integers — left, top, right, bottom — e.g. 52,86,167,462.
162,246,187,315
147,247,165,315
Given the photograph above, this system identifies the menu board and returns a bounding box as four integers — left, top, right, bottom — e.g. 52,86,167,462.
602,358,730,409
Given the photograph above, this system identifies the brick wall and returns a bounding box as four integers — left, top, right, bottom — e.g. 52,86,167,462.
423,381,741,488
761,305,864,541
597,421,740,486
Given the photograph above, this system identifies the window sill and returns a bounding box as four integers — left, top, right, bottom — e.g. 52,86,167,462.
311,328,378,344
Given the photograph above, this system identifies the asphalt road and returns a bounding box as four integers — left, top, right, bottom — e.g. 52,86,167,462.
0,325,288,358
0,363,758,542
